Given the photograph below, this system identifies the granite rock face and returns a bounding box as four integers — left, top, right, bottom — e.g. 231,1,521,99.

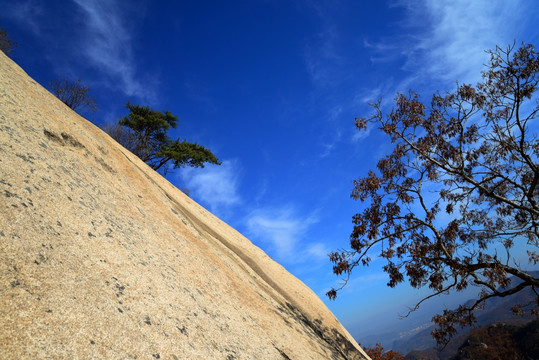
0,52,370,359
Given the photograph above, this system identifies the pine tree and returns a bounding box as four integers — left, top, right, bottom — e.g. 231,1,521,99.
117,102,220,174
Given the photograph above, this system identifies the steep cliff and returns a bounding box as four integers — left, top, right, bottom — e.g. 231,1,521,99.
0,51,369,359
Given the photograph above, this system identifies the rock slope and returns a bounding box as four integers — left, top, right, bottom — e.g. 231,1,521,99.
0,51,369,359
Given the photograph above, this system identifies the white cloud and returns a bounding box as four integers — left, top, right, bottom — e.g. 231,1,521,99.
179,160,242,214
351,126,372,143
318,106,342,157
4,0,156,101
245,206,318,261
396,0,528,85
304,23,346,88
354,0,533,137
305,242,331,261
72,0,156,101
319,142,335,158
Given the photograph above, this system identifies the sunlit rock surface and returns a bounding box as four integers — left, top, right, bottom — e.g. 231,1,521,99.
0,51,369,360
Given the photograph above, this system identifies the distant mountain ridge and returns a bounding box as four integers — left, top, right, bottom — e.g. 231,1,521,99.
396,272,538,359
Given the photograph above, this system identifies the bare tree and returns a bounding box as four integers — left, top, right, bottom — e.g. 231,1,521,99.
328,43,539,345
0,24,17,57
101,122,139,153
50,78,98,113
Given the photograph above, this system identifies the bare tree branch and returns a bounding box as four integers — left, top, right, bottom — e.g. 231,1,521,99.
50,78,98,114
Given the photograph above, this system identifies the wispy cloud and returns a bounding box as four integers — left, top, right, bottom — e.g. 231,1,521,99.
304,242,331,261
363,39,401,64
303,23,346,88
354,0,531,131
318,105,343,157
245,206,318,261
395,0,528,86
180,162,329,265
4,0,156,101
178,160,242,215
72,0,156,101
3,0,43,35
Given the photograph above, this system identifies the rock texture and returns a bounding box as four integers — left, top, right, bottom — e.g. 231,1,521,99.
0,51,369,359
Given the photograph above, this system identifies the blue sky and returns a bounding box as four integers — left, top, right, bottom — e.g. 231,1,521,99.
3,0,539,344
